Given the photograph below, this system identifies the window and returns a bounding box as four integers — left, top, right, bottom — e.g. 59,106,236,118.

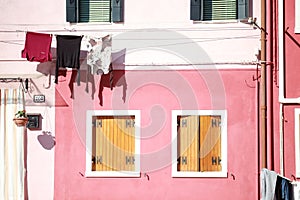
66,0,123,23
190,0,249,21
295,109,300,177
172,110,227,177
85,110,140,177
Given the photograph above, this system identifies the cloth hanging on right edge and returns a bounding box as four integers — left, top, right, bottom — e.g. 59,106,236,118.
261,168,278,200
261,168,294,200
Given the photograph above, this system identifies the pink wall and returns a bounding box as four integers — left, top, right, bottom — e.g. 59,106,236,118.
54,69,259,200
283,0,300,99
283,0,300,179
269,0,300,179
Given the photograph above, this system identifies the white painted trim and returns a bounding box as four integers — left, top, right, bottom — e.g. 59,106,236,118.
295,109,300,177
296,0,300,33
171,110,227,178
85,110,141,177
278,0,285,102
279,97,300,104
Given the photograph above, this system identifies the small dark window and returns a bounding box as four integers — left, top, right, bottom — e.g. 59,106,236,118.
190,0,250,21
66,0,124,23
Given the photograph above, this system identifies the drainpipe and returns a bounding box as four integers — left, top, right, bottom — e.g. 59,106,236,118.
260,0,267,169
267,0,274,170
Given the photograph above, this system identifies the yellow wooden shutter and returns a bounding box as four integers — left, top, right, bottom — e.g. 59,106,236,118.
200,115,222,172
178,115,199,172
92,116,135,172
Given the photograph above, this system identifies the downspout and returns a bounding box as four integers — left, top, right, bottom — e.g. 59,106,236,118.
260,0,267,169
267,0,274,170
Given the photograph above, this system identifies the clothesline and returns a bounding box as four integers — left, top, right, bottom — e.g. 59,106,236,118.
20,31,113,88
0,27,109,34
0,24,259,33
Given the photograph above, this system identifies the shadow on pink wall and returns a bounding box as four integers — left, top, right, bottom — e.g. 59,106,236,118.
37,131,56,150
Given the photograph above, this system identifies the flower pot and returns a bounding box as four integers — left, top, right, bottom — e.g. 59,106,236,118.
13,118,28,127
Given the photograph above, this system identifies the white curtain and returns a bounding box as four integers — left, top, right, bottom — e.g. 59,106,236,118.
0,89,25,200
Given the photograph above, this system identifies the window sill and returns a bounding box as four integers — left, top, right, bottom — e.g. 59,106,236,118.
192,19,239,24
68,22,124,26
294,27,300,34
85,171,141,178
172,171,228,178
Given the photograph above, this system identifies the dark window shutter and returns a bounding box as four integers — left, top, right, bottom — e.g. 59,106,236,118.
190,0,201,20
238,0,249,19
112,0,124,22
66,0,78,22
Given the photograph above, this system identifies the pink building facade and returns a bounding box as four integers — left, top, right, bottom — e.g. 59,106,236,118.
54,69,259,199
0,0,272,199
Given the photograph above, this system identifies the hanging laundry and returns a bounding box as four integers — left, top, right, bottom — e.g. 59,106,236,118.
261,168,278,200
85,34,113,93
21,32,52,62
261,168,294,200
55,35,83,85
86,34,112,75
275,176,293,200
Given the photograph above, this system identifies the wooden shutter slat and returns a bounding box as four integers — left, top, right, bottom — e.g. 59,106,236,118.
200,116,210,171
200,115,222,172
123,119,129,171
177,116,199,172
103,117,110,171
95,118,105,171
189,116,199,171
179,116,188,171
129,117,135,171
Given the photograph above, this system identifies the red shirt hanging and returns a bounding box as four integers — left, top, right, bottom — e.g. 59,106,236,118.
21,32,52,62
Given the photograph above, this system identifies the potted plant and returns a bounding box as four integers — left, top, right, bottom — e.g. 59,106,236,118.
13,109,28,127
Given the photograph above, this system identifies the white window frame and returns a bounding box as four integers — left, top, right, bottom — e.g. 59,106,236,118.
171,110,227,177
295,109,300,177
85,110,140,177
296,0,300,33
